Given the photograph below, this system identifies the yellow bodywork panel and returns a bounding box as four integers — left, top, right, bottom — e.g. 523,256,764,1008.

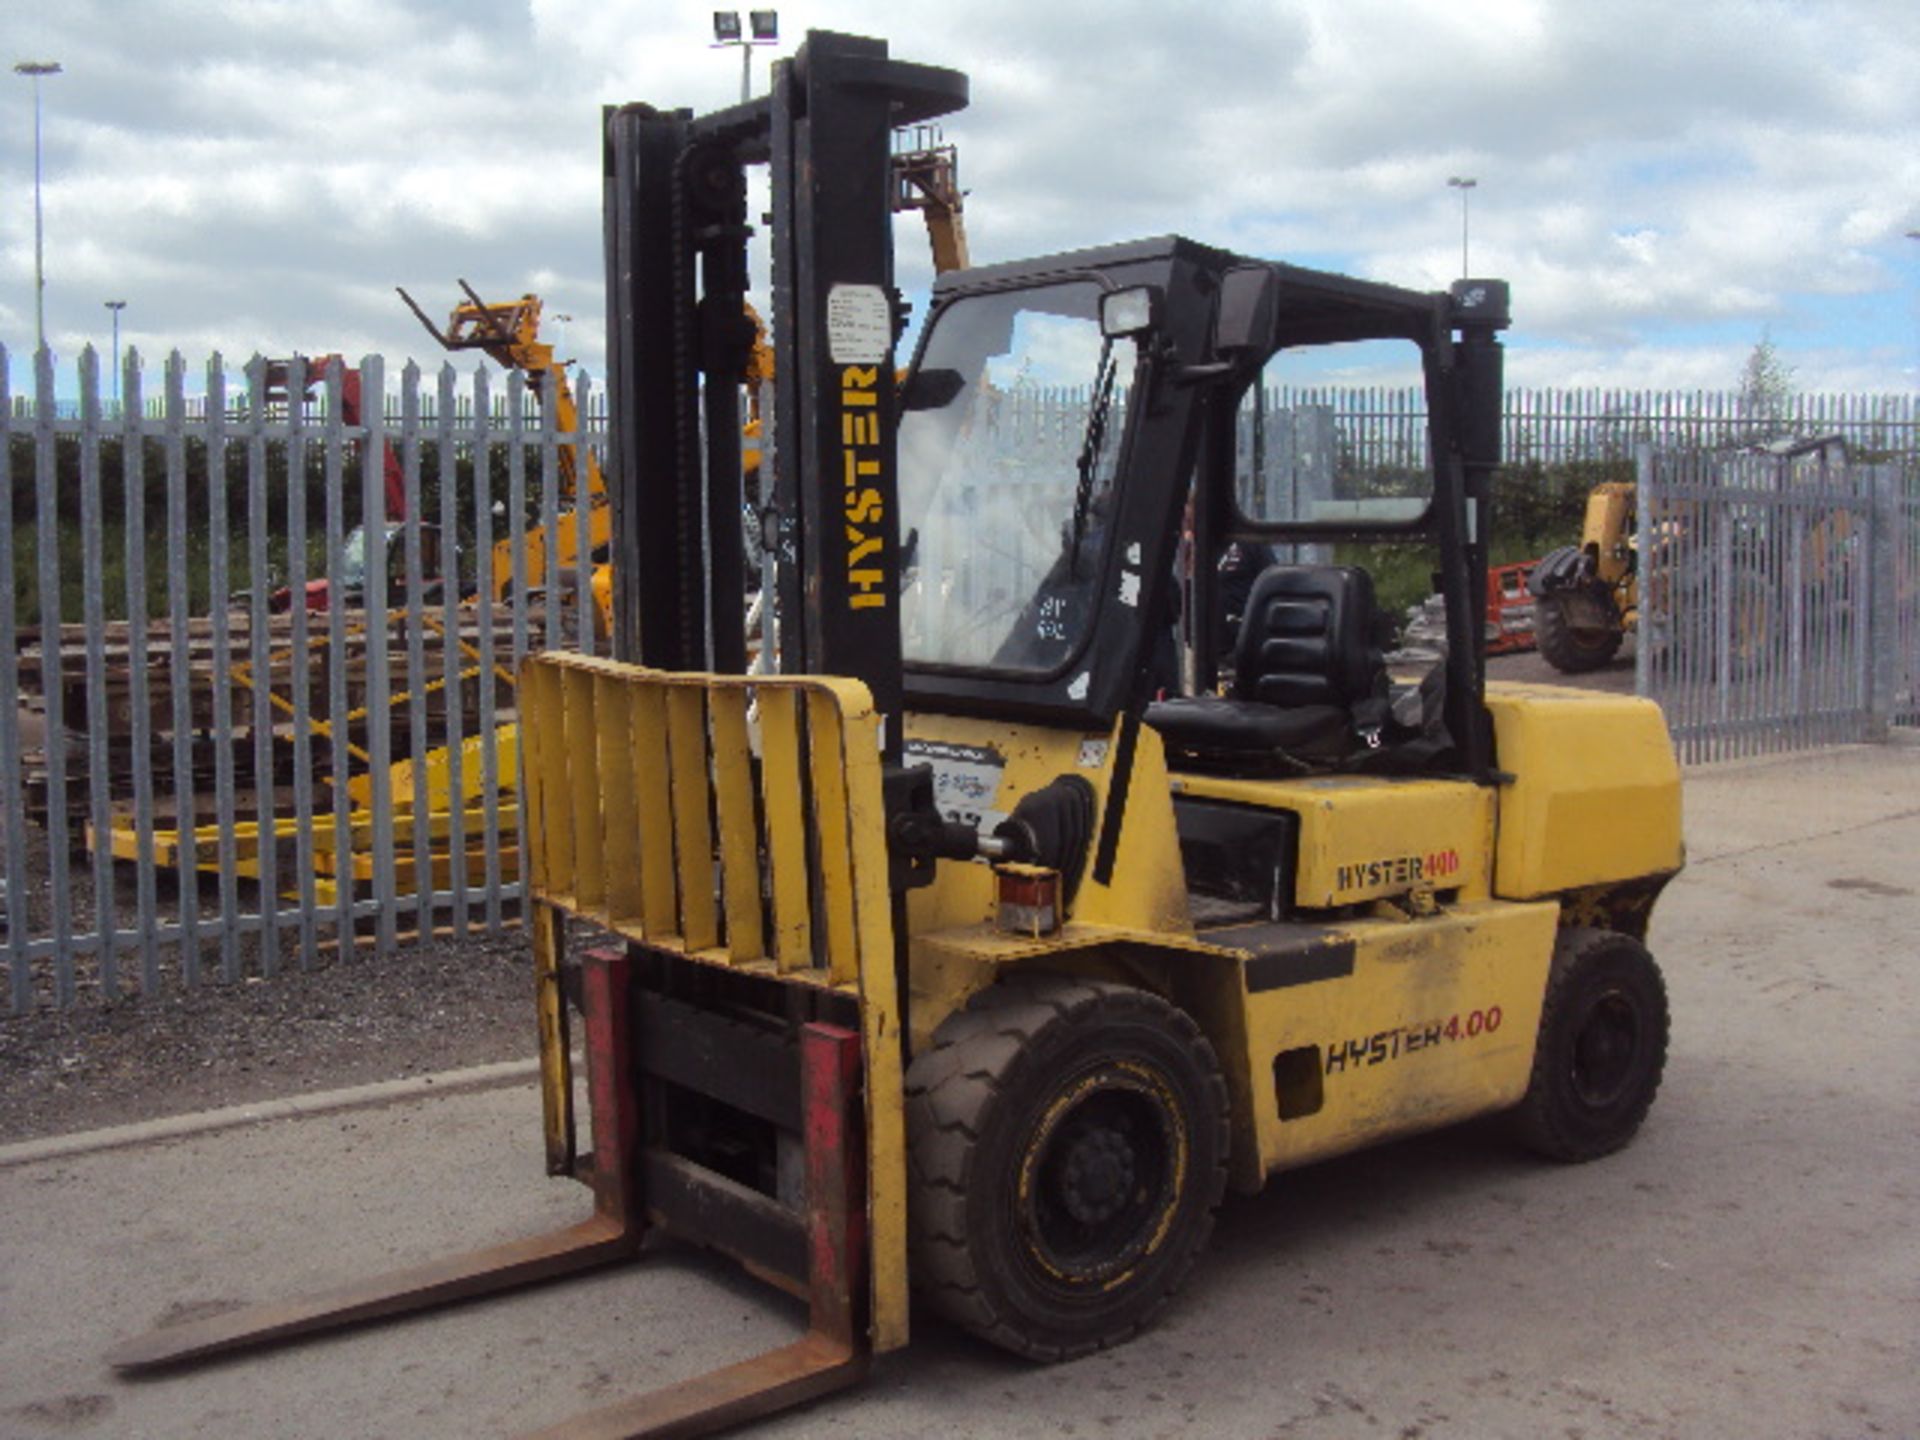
1228,899,1558,1173
492,494,613,599
1169,772,1495,906
902,713,1190,938
518,653,911,1354
902,713,1195,1047
906,889,1559,1184
1485,682,1684,897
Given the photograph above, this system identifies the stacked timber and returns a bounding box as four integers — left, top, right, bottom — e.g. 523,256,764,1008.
14,607,524,832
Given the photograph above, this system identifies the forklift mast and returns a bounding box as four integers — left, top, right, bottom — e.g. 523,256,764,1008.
601,32,967,737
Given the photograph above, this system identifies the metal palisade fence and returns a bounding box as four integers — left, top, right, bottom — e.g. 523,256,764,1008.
3,348,1918,1012
1637,441,1920,764
1219,386,1920,472
13,382,1920,466
1502,388,1919,465
2,344,606,1013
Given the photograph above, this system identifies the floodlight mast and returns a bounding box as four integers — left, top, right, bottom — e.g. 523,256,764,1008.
711,10,778,103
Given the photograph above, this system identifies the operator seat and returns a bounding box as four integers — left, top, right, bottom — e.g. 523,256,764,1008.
1146,564,1389,770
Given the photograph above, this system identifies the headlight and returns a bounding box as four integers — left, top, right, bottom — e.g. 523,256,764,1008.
1100,286,1157,338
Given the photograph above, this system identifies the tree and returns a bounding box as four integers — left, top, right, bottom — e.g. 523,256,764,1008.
1736,332,1796,440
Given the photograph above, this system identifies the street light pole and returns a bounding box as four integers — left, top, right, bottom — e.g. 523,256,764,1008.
105,300,127,414
14,59,63,352
1447,176,1477,278
1908,232,1919,387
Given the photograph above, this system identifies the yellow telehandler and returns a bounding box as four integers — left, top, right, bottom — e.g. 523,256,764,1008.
1527,479,1638,672
111,31,1683,1438
399,280,627,637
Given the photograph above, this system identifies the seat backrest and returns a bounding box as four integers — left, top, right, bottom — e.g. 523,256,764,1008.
1232,564,1385,710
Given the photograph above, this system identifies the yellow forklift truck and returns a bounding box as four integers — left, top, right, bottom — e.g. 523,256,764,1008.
110,31,1683,1438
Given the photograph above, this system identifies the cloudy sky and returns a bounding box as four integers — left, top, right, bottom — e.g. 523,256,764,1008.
5,0,1918,400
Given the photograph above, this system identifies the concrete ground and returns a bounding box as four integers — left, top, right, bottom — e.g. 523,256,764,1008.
2,745,1916,1440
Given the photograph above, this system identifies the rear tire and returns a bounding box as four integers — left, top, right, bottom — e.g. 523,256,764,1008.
905,975,1229,1362
1534,591,1624,673
1515,928,1669,1161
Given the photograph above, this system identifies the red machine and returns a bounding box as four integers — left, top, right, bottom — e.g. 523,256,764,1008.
264,356,410,612
1486,559,1537,654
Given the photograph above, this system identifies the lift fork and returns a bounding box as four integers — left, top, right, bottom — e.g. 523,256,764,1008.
105,947,872,1439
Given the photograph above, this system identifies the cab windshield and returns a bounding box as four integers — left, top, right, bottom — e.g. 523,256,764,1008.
899,282,1136,674
339,523,401,589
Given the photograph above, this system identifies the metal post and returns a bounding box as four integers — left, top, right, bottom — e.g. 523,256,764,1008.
1908,232,1920,385
14,61,62,352
1867,464,1898,740
105,300,126,414
1448,176,1477,278
1635,443,1652,702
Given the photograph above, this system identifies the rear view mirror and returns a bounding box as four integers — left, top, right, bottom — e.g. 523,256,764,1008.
1214,265,1278,355
901,367,966,411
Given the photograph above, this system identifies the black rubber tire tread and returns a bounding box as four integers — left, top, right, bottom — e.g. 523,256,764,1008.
905,973,1230,1363
1514,927,1669,1162
1534,591,1624,673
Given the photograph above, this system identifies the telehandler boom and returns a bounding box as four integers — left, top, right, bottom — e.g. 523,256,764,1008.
399,280,620,625
111,31,1683,1439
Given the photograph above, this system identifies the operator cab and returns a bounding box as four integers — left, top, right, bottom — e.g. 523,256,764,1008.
898,235,1510,788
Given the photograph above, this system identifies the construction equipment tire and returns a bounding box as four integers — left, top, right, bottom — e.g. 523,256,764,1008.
905,974,1229,1362
1514,928,1669,1162
1534,591,1623,673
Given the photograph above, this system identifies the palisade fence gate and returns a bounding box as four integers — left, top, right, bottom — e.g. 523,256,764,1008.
1636,441,1920,765
4,344,1919,1013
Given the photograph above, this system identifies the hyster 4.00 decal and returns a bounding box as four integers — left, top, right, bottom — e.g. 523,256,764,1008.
1324,1007,1504,1076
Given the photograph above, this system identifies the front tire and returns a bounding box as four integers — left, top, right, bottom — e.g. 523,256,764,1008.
1534,590,1624,673
906,975,1230,1362
1515,928,1669,1161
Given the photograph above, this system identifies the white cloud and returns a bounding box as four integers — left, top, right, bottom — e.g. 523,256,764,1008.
1,0,1916,397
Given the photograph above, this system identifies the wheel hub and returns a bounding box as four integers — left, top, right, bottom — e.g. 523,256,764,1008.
1060,1127,1137,1226
1018,1067,1183,1286
1571,990,1640,1107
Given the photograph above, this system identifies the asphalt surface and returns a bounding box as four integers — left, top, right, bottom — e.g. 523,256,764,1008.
2,743,1916,1440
